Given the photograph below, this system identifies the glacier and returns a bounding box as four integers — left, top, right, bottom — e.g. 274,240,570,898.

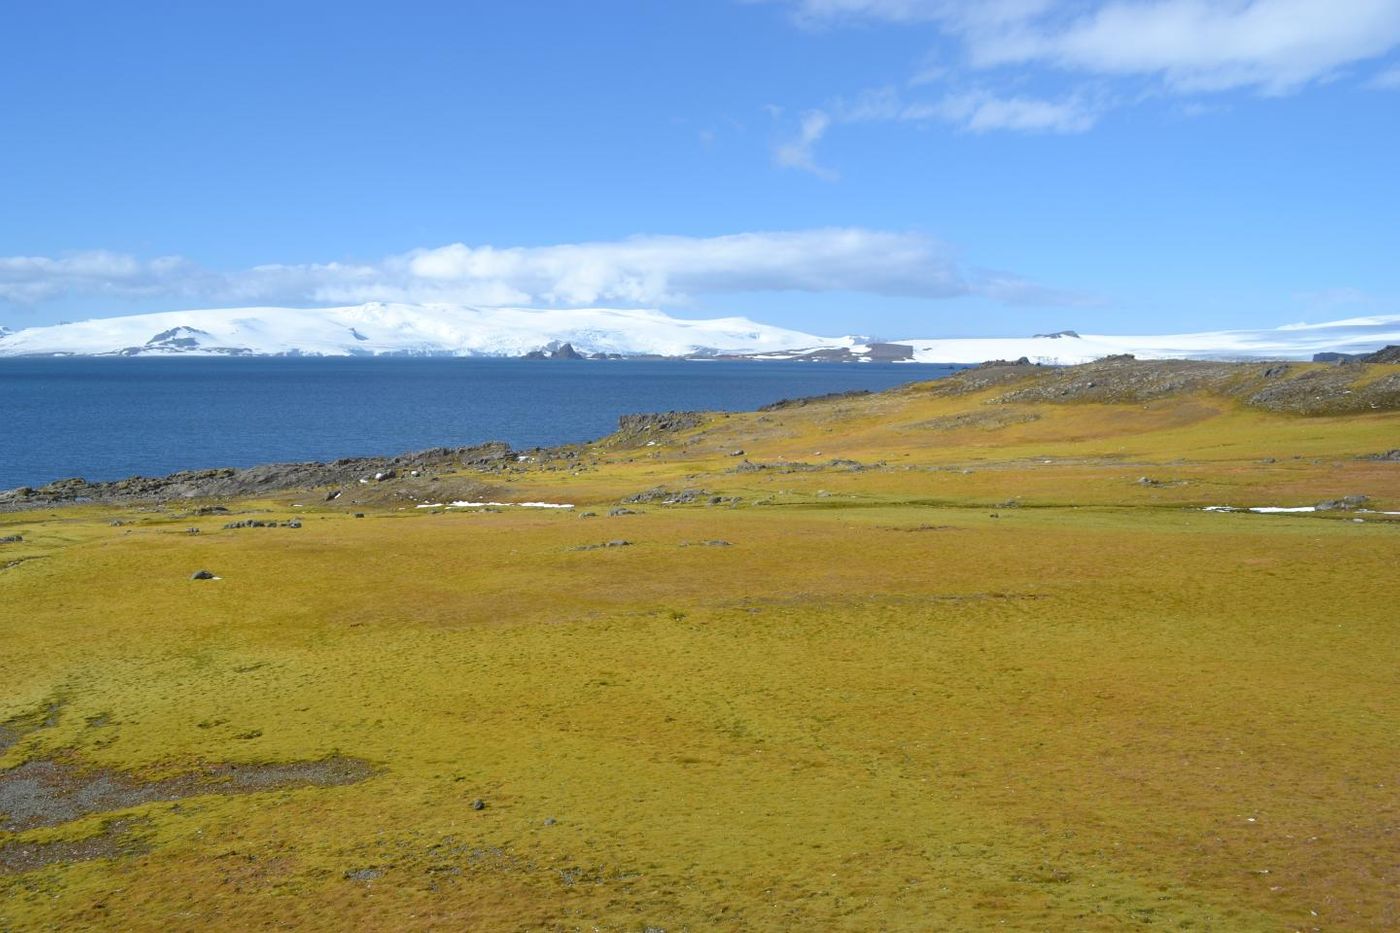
0,302,1396,364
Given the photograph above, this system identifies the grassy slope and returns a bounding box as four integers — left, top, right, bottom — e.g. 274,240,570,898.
1,366,1397,931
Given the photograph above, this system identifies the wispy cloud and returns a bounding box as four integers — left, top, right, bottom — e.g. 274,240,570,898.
773,85,1099,175
967,0,1400,95
772,0,1400,94
762,0,1400,166
774,110,838,178
1367,64,1400,89
0,230,1095,311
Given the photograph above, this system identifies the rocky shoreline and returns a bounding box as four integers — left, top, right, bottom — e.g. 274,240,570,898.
5,356,1397,512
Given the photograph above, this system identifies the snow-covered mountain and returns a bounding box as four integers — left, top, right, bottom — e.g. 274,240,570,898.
882,314,1400,365
0,303,849,358
0,302,1395,363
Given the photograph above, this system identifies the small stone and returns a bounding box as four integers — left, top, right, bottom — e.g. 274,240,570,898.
543,817,557,826
191,570,216,580
344,867,383,882
470,798,486,811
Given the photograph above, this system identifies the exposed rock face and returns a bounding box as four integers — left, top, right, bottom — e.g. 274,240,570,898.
923,357,1400,415
615,411,704,439
868,342,915,361
0,442,516,510
758,389,872,412
1361,345,1400,364
1315,495,1369,511
1313,345,1400,364
114,326,255,356
622,487,708,505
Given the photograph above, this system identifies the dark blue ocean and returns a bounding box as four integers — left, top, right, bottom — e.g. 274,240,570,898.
0,358,960,489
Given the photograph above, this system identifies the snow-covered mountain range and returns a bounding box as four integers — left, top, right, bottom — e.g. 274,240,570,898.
0,302,1396,364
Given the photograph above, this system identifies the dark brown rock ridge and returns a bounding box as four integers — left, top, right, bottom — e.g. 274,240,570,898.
0,442,515,511
916,356,1400,415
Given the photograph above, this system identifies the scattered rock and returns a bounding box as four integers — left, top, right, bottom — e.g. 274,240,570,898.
1315,495,1369,511
571,540,632,552
190,570,216,580
470,799,486,811
758,389,872,412
623,487,707,505
608,507,638,516
325,489,342,501
344,867,383,882
0,756,376,832
0,817,148,875
615,411,704,439
0,535,21,544
222,519,302,529
728,449,745,457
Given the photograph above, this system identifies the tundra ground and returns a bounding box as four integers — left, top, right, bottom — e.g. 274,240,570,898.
2,362,1397,930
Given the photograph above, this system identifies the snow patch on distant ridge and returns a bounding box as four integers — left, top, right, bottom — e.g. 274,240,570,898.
0,303,842,359
0,302,1396,363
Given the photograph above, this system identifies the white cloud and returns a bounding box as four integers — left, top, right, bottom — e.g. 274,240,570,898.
0,230,1093,310
761,0,1400,173
772,85,1098,171
970,0,1400,95
0,252,213,303
772,0,1400,96
934,90,1101,132
774,110,838,178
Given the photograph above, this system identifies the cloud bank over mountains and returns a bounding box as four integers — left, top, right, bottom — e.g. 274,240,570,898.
0,229,1090,313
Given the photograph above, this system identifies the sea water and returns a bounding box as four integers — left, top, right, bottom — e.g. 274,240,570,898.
0,357,961,488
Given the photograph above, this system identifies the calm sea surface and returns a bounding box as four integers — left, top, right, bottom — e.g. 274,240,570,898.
0,357,961,489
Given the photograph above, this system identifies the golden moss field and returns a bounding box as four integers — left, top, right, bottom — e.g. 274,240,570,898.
2,361,1397,930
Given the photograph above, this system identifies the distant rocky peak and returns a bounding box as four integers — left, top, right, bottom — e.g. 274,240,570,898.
1033,330,1081,339
146,326,212,348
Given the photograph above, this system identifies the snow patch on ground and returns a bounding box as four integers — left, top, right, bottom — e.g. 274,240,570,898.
446,501,574,509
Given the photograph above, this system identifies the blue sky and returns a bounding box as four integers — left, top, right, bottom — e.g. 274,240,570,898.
2,0,1398,338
